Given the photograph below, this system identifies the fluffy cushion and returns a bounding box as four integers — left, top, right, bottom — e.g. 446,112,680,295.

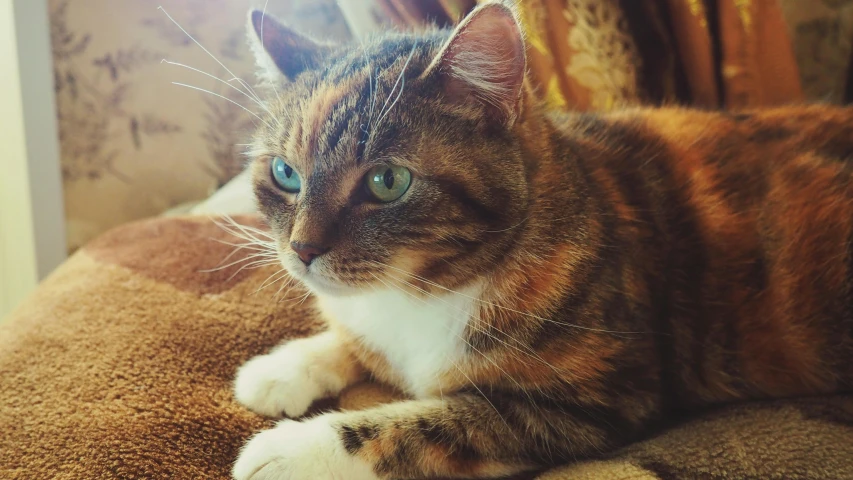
1,216,851,479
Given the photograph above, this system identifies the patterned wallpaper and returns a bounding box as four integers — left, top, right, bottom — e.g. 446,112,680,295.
780,0,853,103
50,0,350,252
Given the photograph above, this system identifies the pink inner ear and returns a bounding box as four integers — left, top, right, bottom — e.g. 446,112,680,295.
250,10,325,79
251,10,277,51
441,5,526,125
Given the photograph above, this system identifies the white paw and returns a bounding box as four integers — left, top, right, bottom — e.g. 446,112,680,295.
234,343,326,418
233,415,379,480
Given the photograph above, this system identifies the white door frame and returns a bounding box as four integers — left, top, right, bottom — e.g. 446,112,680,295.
0,0,66,319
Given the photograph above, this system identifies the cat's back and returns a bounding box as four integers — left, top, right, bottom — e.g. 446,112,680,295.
549,105,853,404
653,105,853,401
553,104,853,173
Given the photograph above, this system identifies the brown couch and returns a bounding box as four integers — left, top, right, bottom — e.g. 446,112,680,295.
2,216,851,479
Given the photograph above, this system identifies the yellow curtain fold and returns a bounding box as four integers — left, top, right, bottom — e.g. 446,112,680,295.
388,0,813,111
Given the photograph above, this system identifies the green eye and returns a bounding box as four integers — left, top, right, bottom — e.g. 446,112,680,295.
365,165,412,202
271,157,301,193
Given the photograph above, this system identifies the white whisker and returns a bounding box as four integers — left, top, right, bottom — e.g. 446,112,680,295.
208,238,277,253
161,59,272,116
253,268,290,295
210,230,274,252
366,61,374,125
485,214,532,233
216,215,277,241
373,42,418,132
171,82,274,128
358,41,379,133
451,362,518,440
202,215,283,286
207,238,254,266
223,259,277,282
272,275,299,300
295,291,313,305
199,252,278,273
274,284,307,303
369,67,380,126
158,6,264,105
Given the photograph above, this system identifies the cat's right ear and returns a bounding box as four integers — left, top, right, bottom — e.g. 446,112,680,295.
423,2,527,128
247,10,331,82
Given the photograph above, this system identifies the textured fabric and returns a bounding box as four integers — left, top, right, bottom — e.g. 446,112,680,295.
2,216,852,479
520,0,643,111
715,0,804,107
509,0,806,109
660,0,719,107
376,0,845,111
376,0,475,28
780,0,853,104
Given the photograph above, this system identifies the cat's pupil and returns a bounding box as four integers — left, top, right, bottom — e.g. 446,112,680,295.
383,169,394,189
284,165,293,178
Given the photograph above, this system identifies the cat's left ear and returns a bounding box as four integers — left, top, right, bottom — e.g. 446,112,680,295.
424,2,527,128
247,9,332,82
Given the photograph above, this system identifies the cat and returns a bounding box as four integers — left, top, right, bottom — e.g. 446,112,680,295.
231,1,853,479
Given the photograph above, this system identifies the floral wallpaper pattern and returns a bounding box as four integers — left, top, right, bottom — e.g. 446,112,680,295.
780,0,853,103
50,0,350,252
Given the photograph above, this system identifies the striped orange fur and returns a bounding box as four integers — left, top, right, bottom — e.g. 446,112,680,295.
232,3,853,479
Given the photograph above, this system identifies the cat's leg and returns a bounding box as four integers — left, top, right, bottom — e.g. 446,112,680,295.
233,392,635,480
234,329,365,418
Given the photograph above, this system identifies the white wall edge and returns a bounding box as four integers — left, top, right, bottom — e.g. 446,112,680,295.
1,0,66,319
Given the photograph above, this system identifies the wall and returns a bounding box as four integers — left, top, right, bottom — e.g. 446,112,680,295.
0,0,66,319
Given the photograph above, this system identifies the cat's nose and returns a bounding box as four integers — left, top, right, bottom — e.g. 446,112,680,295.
290,241,329,266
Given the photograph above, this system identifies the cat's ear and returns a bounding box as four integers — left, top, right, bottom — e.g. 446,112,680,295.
425,2,526,127
247,9,331,82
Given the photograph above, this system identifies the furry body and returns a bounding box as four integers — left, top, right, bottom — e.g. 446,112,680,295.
233,3,853,479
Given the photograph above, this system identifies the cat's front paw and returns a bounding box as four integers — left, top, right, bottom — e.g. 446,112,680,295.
233,416,378,480
234,343,326,418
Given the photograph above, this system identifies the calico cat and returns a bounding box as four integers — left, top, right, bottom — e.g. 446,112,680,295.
231,2,853,479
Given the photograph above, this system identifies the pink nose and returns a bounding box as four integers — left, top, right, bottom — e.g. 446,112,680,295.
290,241,329,266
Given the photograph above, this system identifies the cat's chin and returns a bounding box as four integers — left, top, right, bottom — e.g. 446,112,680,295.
298,273,363,298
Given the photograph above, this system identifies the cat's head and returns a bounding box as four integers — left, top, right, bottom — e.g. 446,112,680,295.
246,1,532,297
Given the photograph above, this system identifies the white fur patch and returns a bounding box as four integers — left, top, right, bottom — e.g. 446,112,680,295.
233,415,378,480
234,333,351,418
317,285,479,398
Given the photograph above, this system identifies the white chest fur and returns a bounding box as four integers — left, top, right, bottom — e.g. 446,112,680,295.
316,286,478,398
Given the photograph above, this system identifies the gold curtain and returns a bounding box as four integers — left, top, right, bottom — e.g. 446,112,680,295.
374,0,477,26
381,0,835,111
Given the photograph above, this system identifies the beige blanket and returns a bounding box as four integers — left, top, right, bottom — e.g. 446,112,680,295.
2,216,851,479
